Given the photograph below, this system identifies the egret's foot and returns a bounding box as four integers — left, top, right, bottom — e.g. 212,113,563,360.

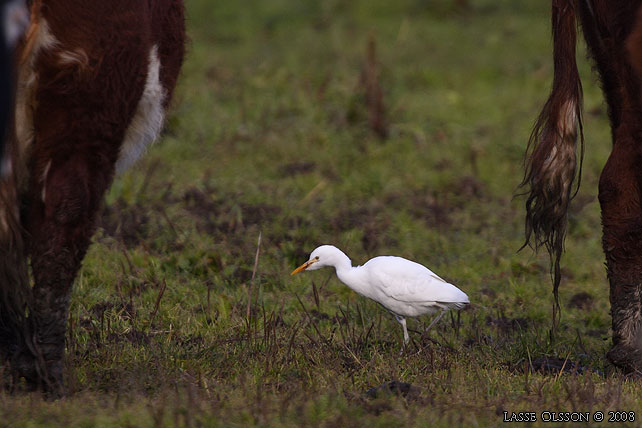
399,342,413,356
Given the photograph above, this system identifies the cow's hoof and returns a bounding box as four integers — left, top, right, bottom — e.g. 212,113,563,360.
8,350,39,391
607,343,642,376
41,360,64,399
8,351,64,398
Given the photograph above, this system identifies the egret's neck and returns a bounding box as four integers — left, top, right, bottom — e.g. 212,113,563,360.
331,250,353,276
333,255,372,299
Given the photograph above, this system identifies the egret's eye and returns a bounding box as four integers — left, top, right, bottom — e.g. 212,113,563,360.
314,256,320,261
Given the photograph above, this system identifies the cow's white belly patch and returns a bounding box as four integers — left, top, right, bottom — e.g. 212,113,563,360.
116,45,165,174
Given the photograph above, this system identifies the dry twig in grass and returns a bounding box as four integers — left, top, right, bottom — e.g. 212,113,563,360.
246,231,262,320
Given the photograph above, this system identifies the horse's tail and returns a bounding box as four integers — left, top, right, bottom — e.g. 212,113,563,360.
520,0,583,322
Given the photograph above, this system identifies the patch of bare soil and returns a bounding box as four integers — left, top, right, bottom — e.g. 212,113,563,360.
568,292,594,310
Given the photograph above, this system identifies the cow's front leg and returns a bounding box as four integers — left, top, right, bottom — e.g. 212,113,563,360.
23,154,112,395
599,129,642,375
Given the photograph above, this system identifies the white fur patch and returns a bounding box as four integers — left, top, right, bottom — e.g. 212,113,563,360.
115,45,166,174
58,47,88,67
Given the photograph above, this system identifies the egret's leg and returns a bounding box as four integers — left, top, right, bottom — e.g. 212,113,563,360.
424,310,446,334
394,315,410,344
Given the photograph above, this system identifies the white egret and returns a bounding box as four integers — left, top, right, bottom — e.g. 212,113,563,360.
291,245,469,345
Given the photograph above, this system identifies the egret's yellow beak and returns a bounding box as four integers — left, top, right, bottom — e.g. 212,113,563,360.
291,260,315,275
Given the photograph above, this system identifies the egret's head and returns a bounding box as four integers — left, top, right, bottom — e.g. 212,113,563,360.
291,245,345,275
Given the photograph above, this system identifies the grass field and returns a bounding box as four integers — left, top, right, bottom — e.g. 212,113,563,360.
5,0,642,426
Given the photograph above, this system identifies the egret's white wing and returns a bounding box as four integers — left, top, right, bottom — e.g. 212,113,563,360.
364,256,468,304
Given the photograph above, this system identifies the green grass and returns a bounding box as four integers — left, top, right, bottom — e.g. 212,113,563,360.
5,0,641,426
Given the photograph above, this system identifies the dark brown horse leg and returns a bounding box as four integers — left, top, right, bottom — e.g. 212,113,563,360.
599,127,642,375
23,154,112,394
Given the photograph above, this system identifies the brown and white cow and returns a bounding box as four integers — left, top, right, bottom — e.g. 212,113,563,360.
0,0,185,395
523,0,642,375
